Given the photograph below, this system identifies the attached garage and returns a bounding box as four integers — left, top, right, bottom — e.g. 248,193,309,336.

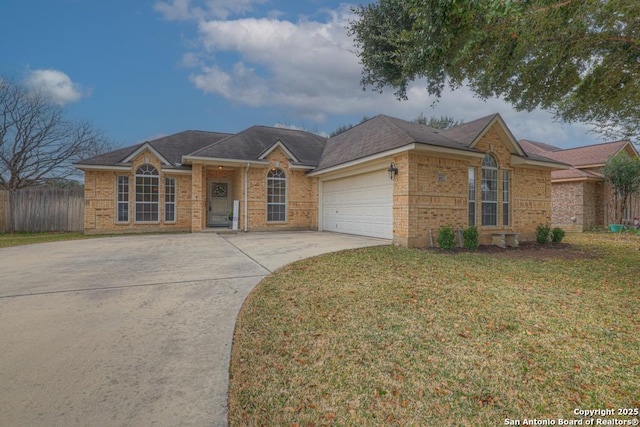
321,169,393,239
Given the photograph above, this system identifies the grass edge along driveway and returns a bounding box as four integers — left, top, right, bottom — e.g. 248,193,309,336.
228,233,640,426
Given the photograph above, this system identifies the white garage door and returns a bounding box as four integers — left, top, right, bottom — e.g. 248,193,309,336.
321,170,393,239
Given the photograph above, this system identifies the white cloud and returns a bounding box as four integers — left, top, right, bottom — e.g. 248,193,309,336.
24,69,86,106
179,4,602,147
189,8,363,116
154,0,266,21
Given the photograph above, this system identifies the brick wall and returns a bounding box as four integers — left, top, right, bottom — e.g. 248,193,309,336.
551,177,640,232
394,125,553,247
84,150,192,234
396,152,470,247
246,148,317,231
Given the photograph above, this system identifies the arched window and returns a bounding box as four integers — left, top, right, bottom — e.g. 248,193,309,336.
481,154,498,226
135,164,159,222
267,168,286,222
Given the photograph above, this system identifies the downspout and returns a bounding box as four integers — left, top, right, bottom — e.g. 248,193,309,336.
244,163,250,232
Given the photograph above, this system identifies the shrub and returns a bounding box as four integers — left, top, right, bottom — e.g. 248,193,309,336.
550,227,565,243
437,226,456,251
462,226,479,251
536,224,551,244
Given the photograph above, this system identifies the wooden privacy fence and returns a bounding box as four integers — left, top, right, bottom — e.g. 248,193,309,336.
0,188,84,233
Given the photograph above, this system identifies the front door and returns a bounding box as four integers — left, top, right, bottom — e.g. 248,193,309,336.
208,181,230,227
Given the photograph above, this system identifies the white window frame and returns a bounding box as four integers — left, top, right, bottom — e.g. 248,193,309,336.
135,164,160,223
481,154,499,227
266,168,287,222
468,167,476,227
116,175,129,223
503,170,510,227
165,177,176,223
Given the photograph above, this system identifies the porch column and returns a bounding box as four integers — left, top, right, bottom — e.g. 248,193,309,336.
191,163,204,231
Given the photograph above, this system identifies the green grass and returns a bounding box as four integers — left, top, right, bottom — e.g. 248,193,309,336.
0,231,95,248
229,233,640,426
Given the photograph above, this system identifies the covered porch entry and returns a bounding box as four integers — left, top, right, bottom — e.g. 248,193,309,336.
190,162,254,232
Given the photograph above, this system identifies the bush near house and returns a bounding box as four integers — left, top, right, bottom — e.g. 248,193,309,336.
536,224,551,244
437,226,456,251
462,226,479,250
551,227,566,243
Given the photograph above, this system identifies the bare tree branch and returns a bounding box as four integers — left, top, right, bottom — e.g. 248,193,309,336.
0,78,113,190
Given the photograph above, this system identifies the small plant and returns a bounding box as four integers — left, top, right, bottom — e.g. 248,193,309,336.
550,227,565,243
462,226,479,251
536,224,551,244
437,226,456,251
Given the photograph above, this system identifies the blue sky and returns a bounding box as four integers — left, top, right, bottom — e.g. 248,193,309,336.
2,0,602,149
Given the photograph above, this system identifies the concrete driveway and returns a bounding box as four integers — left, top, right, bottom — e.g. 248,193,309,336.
0,231,387,427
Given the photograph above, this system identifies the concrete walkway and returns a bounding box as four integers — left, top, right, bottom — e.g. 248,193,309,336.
0,232,387,427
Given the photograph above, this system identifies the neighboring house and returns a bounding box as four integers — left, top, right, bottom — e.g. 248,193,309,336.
520,139,640,231
75,114,566,247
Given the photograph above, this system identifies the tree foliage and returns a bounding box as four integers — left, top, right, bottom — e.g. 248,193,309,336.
350,0,640,140
414,113,462,129
0,78,111,190
603,154,640,224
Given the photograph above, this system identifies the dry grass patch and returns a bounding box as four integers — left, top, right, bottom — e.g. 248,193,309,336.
229,233,640,426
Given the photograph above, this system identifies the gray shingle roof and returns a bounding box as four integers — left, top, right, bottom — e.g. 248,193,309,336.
187,126,327,166
315,115,482,171
440,114,498,147
77,130,231,166
78,113,570,173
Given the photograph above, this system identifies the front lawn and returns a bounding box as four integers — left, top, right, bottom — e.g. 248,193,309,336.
0,232,91,248
229,233,640,425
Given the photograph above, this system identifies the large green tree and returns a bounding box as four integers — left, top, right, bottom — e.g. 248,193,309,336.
350,0,640,140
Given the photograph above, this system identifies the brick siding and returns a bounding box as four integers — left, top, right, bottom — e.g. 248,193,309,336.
84,149,192,234
84,126,555,246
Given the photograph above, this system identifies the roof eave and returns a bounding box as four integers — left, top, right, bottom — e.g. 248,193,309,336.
73,164,132,171
309,143,484,177
309,144,415,177
290,164,316,171
182,155,269,167
552,176,603,183
511,155,570,170
412,143,485,159
574,163,604,169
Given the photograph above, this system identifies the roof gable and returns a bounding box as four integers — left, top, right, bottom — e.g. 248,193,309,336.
442,114,526,156
123,143,172,166
257,140,299,162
